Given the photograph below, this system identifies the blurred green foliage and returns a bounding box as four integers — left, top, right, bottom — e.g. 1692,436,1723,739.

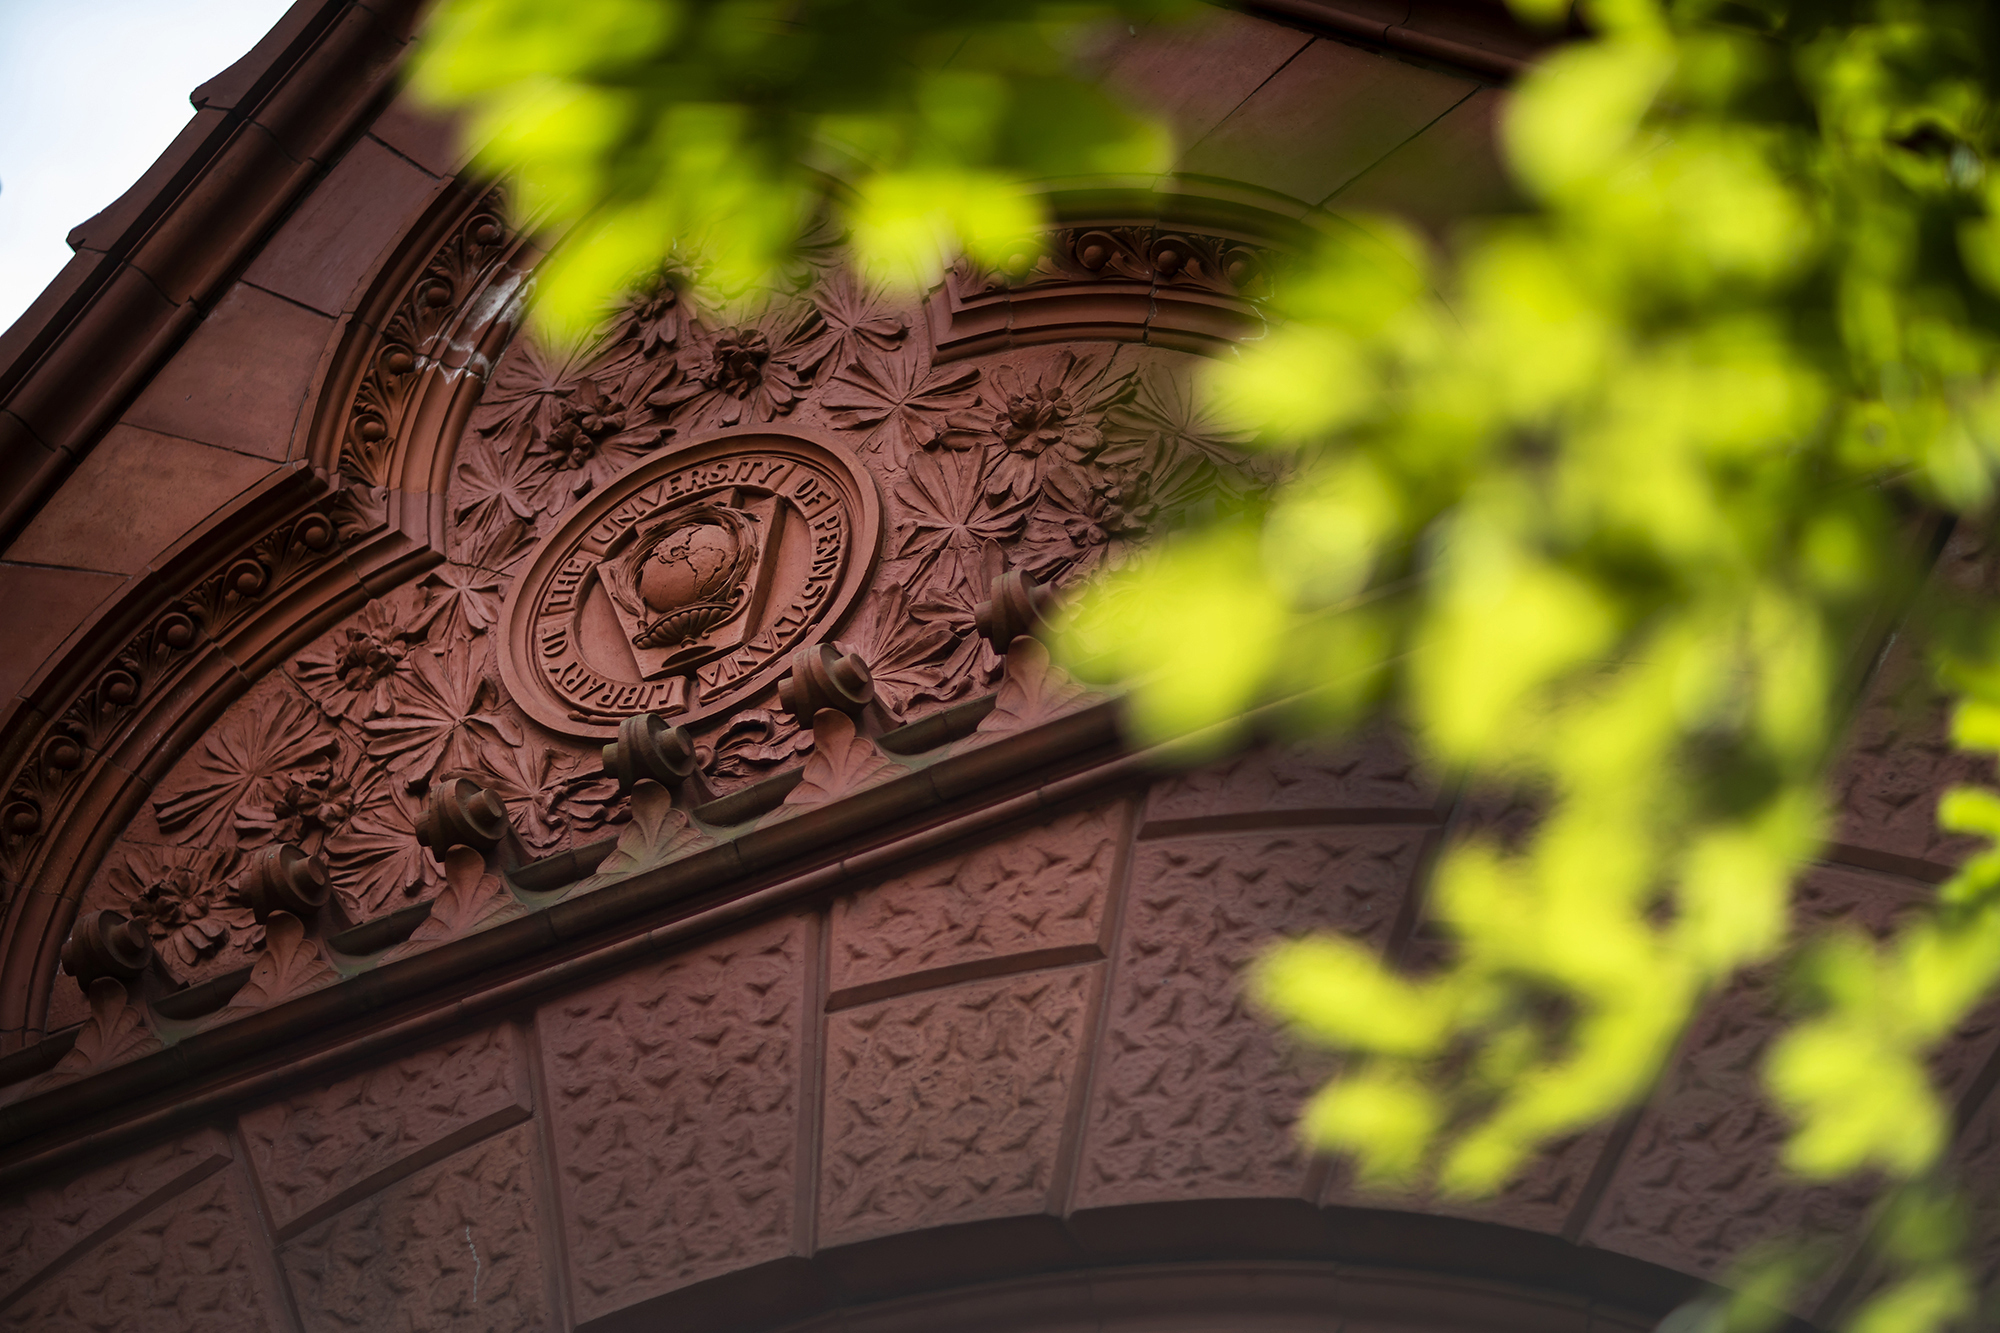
1072,2,2000,1326
415,0,2000,1326
409,0,1183,330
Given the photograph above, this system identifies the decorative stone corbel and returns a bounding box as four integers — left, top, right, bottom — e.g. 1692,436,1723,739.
35,977,162,1091
60,910,153,989
602,712,715,809
781,709,905,811
241,843,333,925
778,641,897,735
572,780,715,891
415,776,518,862
390,845,527,955
60,907,185,1004
974,569,1054,653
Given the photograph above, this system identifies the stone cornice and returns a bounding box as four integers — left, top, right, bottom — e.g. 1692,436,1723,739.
0,686,1134,1190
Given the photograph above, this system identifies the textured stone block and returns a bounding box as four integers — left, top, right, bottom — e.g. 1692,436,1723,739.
1829,645,1986,871
121,281,332,461
541,914,805,1323
1143,728,1436,827
1177,40,1475,206
240,1022,529,1235
1074,829,1425,1209
244,137,446,317
829,803,1121,1005
822,967,1095,1246
0,562,125,704
1579,866,1933,1278
1330,87,1517,229
282,1121,548,1333
0,1127,231,1306
1093,10,1312,151
369,96,467,179
8,425,275,577
0,1168,283,1332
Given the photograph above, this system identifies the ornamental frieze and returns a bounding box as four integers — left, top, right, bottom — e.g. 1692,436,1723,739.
0,185,1287,1047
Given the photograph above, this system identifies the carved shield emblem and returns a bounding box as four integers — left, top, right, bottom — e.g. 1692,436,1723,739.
498,428,881,737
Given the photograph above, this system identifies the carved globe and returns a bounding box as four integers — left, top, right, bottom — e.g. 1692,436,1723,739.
635,521,744,643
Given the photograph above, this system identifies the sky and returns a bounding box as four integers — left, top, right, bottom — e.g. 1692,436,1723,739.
0,0,299,337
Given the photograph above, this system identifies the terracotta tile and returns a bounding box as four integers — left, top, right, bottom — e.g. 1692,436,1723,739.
127,126,316,309
1177,39,1476,206
820,967,1096,1247
63,109,235,260
0,1165,288,1332
122,282,332,461
1329,86,1518,228
280,1122,550,1333
827,803,1120,1005
0,563,125,703
245,137,447,316
370,94,468,178
240,1023,529,1236
0,249,104,376
8,426,276,577
1074,830,1424,1211
1142,726,1437,825
0,1127,231,1306
540,915,806,1324
1095,10,1314,152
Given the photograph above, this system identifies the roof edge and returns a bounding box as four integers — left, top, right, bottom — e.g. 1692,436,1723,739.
1244,0,1561,79
0,0,424,549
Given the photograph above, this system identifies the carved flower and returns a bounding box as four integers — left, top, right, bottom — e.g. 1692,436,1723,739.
453,435,545,568
108,845,256,971
475,337,616,447
623,274,687,358
939,349,1128,501
237,739,364,853
1099,361,1257,478
418,564,505,642
293,595,429,723
811,274,908,374
1020,467,1142,579
652,310,831,429
706,708,815,786
529,379,669,510
462,737,621,858
823,349,981,462
152,690,337,846
891,449,1033,595
363,643,524,784
842,583,986,716
324,777,442,920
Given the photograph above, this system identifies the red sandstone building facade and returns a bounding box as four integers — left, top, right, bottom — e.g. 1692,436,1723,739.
0,2,1987,1329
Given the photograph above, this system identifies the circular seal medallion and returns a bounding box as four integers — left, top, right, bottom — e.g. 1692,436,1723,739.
497,427,881,738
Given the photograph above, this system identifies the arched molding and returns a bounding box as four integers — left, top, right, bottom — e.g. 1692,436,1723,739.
581,1201,1729,1333
0,183,533,1043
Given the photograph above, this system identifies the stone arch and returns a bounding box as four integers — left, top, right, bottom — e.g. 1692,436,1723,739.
575,1202,1709,1333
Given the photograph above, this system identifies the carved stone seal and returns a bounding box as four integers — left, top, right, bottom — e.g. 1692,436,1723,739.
498,428,881,737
